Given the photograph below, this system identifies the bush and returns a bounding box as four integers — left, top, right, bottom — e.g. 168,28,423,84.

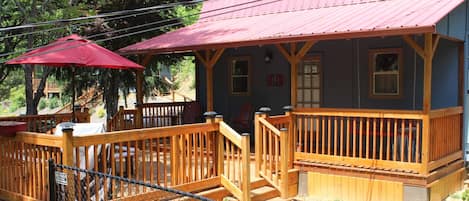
463,189,469,201
96,107,106,118
9,86,25,113
48,97,60,109
38,99,47,110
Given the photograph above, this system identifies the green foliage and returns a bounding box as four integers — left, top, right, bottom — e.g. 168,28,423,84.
463,189,469,201
9,85,26,112
0,69,24,101
47,97,60,109
96,107,106,118
38,99,47,110
172,56,195,90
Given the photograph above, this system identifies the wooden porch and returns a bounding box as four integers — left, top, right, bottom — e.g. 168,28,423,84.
0,101,464,201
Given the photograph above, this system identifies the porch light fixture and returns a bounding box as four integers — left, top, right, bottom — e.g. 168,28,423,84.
264,50,273,63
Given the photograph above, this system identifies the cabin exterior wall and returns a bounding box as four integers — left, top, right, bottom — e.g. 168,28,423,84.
196,37,460,120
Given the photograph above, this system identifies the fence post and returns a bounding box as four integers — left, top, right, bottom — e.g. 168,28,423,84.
280,128,289,198
241,133,251,201
62,125,75,200
283,105,294,168
255,107,270,176
213,114,225,176
48,158,56,201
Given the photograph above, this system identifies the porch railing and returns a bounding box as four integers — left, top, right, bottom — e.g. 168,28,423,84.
0,111,90,133
255,106,463,177
107,101,198,132
255,112,290,198
0,112,251,201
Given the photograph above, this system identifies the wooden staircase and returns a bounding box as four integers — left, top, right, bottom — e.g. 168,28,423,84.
191,177,284,201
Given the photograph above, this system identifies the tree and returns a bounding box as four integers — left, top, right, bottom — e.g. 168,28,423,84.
0,0,90,114
80,0,200,118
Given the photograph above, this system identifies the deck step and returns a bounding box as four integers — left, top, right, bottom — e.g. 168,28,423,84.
251,186,279,201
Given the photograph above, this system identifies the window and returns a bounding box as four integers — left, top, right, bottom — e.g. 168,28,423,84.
369,48,403,98
230,57,250,95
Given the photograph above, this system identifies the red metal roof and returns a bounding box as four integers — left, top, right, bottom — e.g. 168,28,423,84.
120,0,464,54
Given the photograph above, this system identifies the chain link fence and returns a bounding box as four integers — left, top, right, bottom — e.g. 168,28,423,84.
48,159,212,201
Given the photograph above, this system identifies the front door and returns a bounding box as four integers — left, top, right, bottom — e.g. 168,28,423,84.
297,56,321,108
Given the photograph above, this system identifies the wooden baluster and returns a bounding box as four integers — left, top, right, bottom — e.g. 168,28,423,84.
386,120,391,160
321,116,325,154
372,119,377,159
334,118,338,156
310,117,314,153
365,118,371,159
400,120,405,162
393,120,398,161
353,118,357,158
359,118,363,158
346,118,350,157
408,121,413,162
340,118,344,156
327,116,331,155
76,147,82,200
379,118,384,160
314,117,318,154
416,121,421,163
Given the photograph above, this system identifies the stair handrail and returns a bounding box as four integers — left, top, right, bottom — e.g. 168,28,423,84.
254,107,291,199
211,114,251,201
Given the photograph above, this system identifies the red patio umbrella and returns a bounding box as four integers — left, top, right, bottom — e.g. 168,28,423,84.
6,34,144,120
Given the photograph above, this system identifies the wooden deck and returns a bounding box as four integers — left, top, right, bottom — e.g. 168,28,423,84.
0,103,464,201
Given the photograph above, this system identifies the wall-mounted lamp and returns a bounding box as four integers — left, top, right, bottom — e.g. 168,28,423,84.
264,50,273,63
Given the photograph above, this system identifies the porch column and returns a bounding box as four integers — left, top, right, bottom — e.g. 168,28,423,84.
276,41,316,107
402,33,440,113
194,49,225,111
402,33,440,175
135,54,153,129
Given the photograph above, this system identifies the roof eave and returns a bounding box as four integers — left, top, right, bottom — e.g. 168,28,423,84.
119,25,436,56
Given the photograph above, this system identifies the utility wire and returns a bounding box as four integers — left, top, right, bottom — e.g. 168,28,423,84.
1,0,201,41
0,0,204,32
0,0,274,63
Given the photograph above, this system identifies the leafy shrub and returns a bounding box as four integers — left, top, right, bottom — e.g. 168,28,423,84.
463,189,469,201
48,97,60,109
9,86,25,113
96,107,106,118
38,99,47,110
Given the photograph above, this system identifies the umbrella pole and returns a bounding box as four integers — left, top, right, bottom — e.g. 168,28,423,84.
71,67,76,122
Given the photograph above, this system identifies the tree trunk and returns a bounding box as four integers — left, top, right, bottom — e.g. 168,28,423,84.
104,71,119,119
24,64,36,114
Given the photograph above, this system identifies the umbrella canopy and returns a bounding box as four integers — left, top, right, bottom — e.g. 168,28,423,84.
6,34,144,120
6,34,144,69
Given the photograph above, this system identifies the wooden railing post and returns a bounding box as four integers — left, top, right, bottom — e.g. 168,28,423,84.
421,114,430,175
255,107,270,176
118,106,124,130
241,133,251,201
135,103,143,129
283,105,294,168
204,111,219,175
171,134,180,185
62,124,75,200
280,128,289,198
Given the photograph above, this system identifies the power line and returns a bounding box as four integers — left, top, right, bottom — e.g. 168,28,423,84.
1,1,200,41
0,0,204,32
0,0,272,63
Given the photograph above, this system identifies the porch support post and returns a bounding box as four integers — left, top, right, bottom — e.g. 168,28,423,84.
403,33,440,175
194,49,225,111
135,54,152,129
276,41,316,107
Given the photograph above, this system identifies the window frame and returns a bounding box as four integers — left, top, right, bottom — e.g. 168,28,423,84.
368,48,403,99
229,56,251,96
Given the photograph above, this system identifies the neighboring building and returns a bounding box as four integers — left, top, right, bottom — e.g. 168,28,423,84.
121,0,468,200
